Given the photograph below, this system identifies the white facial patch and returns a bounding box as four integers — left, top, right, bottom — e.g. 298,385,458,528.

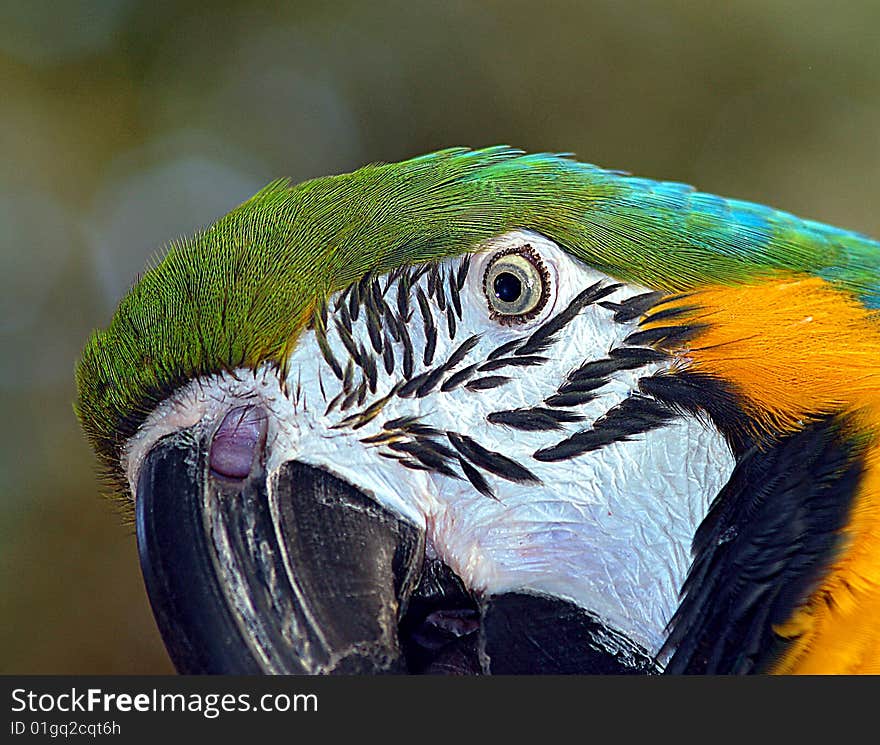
127,230,735,661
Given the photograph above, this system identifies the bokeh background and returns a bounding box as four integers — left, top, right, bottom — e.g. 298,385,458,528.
2,0,879,673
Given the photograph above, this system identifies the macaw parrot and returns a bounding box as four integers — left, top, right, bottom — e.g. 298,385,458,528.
75,147,880,674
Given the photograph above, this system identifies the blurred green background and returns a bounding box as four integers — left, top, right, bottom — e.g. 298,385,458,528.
2,0,878,673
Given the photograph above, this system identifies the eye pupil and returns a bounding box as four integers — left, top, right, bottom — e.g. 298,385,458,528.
493,272,522,302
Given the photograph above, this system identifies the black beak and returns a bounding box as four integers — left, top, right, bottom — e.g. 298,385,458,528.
136,408,659,675
136,422,424,674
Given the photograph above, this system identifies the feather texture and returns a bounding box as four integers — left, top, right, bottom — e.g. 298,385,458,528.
75,146,880,494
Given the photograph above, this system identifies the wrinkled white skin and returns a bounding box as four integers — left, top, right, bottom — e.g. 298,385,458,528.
126,230,735,661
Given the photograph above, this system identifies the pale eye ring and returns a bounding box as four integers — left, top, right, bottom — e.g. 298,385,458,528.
482,244,550,324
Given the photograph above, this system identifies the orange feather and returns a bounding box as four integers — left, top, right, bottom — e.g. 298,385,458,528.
643,275,880,673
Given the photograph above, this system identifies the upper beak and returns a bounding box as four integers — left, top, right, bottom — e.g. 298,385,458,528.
135,421,424,674
135,408,659,675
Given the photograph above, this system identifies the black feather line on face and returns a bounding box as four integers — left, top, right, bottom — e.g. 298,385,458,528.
348,277,361,322
384,307,401,342
487,338,522,361
399,457,433,472
478,355,548,373
381,294,396,321
346,383,403,430
396,273,411,319
544,391,598,408
382,329,395,375
342,360,354,394
314,319,343,380
389,440,460,480
424,325,437,368
426,264,439,299
599,291,665,323
465,375,511,391
638,372,756,457
398,319,415,379
360,349,378,393
448,432,540,484
397,364,433,396
382,415,420,430
415,286,437,367
397,422,444,439
340,385,360,412
383,266,402,295
441,363,479,392
357,272,373,312
487,407,584,431
456,256,470,292
338,290,353,331
639,304,698,326
370,277,384,312
449,269,463,319
534,395,677,462
394,332,481,400
458,456,495,499
436,269,448,313
446,305,457,339
556,377,611,395
366,305,384,355
446,335,481,368
565,358,628,380
623,324,707,349
609,347,669,365
414,366,449,398
334,317,362,366
516,281,622,356
324,390,344,416
334,283,351,312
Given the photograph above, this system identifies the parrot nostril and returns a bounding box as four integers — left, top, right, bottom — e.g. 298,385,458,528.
209,405,268,480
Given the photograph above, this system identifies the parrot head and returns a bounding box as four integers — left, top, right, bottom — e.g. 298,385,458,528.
75,147,880,674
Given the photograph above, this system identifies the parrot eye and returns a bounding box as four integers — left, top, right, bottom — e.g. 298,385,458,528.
482,245,551,324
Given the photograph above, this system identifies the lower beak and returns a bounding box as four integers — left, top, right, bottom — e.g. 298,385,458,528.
135,433,424,674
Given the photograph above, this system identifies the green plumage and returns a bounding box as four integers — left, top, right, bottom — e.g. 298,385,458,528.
75,146,880,492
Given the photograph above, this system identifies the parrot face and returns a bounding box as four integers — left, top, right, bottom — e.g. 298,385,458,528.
77,148,880,674
126,228,734,670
